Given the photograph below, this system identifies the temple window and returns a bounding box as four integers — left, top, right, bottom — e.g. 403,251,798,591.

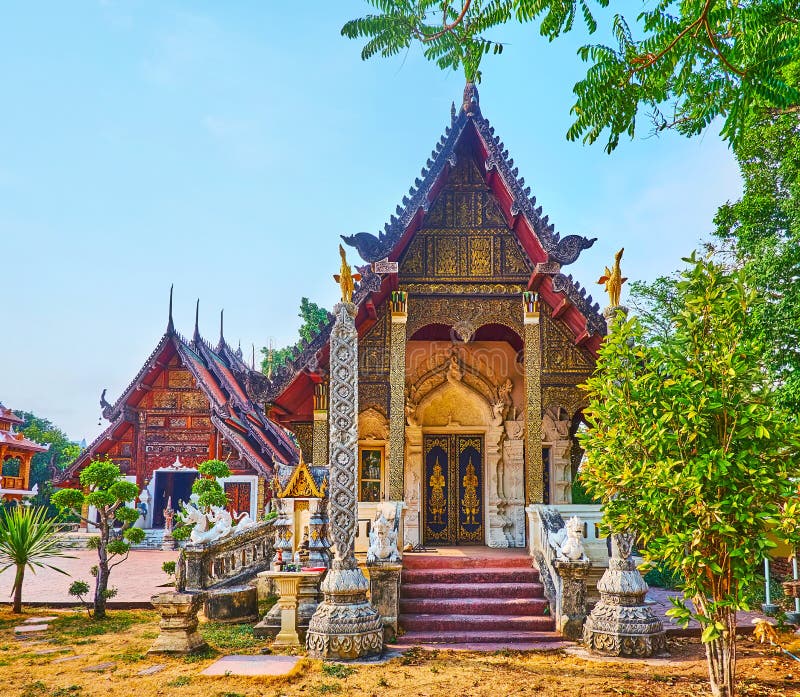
358,447,384,502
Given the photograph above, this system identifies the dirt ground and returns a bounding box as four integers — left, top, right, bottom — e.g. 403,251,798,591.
1,607,799,697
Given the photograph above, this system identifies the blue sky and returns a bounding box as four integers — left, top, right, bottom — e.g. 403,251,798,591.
1,2,741,440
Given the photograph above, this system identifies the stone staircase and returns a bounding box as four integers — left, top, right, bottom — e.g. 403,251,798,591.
395,549,562,649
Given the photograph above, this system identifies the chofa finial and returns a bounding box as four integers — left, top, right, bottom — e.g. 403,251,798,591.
167,284,175,334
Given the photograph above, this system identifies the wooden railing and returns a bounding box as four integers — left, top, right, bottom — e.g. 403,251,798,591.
1,476,26,490
177,521,276,592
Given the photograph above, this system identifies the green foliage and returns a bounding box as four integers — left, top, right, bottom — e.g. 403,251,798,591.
197,459,231,480
322,663,357,679
578,253,800,695
166,676,191,687
49,610,152,639
642,562,682,590
570,476,598,504
260,297,329,375
200,622,263,650
0,505,73,613
162,560,176,576
68,580,90,597
343,0,800,150
627,275,680,347
68,580,93,617
170,524,192,541
51,457,143,619
714,59,800,413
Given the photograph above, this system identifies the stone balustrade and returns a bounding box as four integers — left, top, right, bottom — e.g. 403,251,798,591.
177,520,276,592
527,504,592,640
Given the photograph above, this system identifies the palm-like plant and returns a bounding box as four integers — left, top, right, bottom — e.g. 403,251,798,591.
0,505,73,613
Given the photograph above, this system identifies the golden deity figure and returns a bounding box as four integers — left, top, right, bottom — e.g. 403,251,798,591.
461,461,480,526
428,460,446,525
333,244,361,304
597,247,628,307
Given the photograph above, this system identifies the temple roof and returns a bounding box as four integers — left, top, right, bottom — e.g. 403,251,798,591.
258,84,607,408
0,404,24,426
58,309,299,483
0,429,49,454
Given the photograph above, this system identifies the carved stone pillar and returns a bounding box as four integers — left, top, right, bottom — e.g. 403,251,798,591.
553,559,592,640
403,425,424,548
485,424,509,548
367,563,403,641
313,382,329,466
523,292,544,504
306,302,384,660
387,291,408,501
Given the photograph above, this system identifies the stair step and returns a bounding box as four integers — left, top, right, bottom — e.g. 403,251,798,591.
403,553,532,570
402,567,539,585
400,613,554,633
399,597,548,616
393,630,562,645
401,581,545,600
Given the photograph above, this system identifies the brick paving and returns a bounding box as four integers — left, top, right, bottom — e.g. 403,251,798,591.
0,549,178,607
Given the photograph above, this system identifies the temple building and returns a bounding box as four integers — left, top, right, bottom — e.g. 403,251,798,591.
57,305,298,527
0,403,49,501
62,84,605,549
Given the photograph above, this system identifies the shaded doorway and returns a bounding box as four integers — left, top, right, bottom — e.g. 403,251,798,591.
153,470,198,528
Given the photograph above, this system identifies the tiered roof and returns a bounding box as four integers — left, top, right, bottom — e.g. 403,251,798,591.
259,84,607,412
58,297,299,483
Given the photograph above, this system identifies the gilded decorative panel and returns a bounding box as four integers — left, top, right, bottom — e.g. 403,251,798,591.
359,381,389,415
398,154,532,288
406,296,523,338
168,370,194,388
541,306,595,376
359,308,389,377
292,422,313,463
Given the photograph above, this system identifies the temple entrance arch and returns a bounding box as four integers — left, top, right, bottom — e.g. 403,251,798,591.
403,333,526,548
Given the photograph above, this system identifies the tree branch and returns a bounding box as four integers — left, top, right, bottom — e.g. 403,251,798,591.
703,20,745,77
423,0,473,42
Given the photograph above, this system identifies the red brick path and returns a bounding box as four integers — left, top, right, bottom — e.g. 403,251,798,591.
0,549,179,607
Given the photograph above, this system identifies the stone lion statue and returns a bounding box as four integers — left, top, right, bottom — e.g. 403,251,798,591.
367,511,400,563
549,515,586,561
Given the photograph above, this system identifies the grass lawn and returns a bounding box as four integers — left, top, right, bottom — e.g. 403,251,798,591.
0,607,798,696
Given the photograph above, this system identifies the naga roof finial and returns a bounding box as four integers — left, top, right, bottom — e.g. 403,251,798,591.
167,284,175,334
219,308,225,345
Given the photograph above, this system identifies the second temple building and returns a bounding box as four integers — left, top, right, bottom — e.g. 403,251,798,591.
60,84,607,551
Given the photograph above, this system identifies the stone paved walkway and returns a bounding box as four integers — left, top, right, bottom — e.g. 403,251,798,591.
646,587,766,633
0,549,178,606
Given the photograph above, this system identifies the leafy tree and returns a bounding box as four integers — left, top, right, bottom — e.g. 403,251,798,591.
342,0,800,151
260,297,329,376
714,59,800,412
0,506,72,613
627,275,680,347
50,458,145,619
578,253,800,697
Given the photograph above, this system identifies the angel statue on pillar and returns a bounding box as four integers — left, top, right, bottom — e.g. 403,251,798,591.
597,248,628,308
333,244,361,303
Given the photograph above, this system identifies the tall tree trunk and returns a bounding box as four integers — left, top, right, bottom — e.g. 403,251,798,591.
94,521,110,620
12,565,24,614
704,607,737,697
